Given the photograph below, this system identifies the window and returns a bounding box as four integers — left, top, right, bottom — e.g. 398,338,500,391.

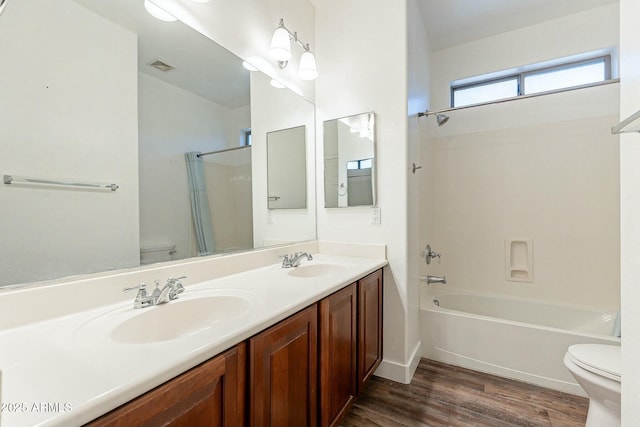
347,158,373,170
242,129,252,146
523,58,610,95
451,56,611,108
453,77,518,108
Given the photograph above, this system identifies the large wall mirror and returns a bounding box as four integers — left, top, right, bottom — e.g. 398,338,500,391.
323,112,376,208
0,0,316,288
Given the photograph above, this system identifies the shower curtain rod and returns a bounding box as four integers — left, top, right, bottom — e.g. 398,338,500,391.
197,145,251,158
418,78,620,117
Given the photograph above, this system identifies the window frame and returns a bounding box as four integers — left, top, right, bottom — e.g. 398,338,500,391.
450,55,612,108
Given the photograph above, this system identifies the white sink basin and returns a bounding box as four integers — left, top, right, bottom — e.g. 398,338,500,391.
111,295,251,344
73,289,254,344
287,263,347,278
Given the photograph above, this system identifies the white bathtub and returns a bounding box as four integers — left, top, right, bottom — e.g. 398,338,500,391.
420,291,620,396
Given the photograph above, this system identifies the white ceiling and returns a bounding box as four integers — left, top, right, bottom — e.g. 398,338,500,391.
418,0,619,50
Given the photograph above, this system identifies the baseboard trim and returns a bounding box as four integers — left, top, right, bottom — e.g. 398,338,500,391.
374,341,422,384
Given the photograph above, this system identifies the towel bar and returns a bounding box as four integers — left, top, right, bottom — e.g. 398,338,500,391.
3,174,118,191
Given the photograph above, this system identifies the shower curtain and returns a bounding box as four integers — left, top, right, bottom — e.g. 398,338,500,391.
184,152,215,256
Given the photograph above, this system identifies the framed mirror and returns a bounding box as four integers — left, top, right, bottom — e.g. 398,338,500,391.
267,126,307,209
0,0,315,288
323,112,376,208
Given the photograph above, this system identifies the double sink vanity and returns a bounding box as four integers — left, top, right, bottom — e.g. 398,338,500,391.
0,242,386,427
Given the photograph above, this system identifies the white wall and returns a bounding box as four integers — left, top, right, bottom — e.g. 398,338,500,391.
0,0,139,286
138,73,249,262
619,0,640,422
425,103,620,308
421,4,621,310
315,0,417,382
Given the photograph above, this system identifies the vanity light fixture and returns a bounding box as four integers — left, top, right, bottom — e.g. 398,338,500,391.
269,18,318,81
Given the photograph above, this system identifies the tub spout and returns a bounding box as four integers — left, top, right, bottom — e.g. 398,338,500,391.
421,275,447,285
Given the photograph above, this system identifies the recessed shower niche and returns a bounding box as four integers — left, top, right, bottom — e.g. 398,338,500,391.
505,238,533,282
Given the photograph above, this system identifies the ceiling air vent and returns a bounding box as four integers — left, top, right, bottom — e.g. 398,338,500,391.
148,60,175,72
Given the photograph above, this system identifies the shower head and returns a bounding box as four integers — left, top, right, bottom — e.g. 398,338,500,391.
418,110,450,127
0,0,8,16
436,113,450,127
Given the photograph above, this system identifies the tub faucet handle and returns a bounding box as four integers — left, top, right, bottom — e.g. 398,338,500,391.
424,244,441,264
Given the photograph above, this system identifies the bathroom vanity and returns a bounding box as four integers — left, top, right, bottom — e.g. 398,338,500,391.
84,269,383,427
0,243,385,427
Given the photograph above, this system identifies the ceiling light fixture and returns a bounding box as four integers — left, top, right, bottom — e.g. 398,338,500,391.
144,0,209,22
144,0,177,22
270,79,286,89
269,18,318,81
242,61,259,72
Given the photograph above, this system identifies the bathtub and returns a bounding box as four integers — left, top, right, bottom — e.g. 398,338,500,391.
420,291,620,396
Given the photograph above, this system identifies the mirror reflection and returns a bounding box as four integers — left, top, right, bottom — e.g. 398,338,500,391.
0,0,315,288
323,112,376,208
267,126,307,209
249,71,316,247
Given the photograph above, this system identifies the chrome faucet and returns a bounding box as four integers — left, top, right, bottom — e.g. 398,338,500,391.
123,276,186,309
281,252,313,268
152,276,186,305
427,275,446,284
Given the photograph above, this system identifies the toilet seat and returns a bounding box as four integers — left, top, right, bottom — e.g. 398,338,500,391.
567,344,621,382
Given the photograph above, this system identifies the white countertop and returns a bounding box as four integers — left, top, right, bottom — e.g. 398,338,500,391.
0,253,386,427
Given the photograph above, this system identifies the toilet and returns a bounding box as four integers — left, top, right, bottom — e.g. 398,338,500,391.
564,344,621,427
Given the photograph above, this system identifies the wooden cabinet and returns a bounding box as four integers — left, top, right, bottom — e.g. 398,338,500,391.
249,304,318,427
319,269,383,427
357,269,383,394
319,283,357,427
84,343,246,427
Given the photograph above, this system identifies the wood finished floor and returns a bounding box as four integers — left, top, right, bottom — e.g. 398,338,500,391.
341,359,588,427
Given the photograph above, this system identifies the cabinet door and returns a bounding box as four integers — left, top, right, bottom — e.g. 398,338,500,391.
250,304,318,427
357,269,383,394
319,283,357,427
84,343,246,427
